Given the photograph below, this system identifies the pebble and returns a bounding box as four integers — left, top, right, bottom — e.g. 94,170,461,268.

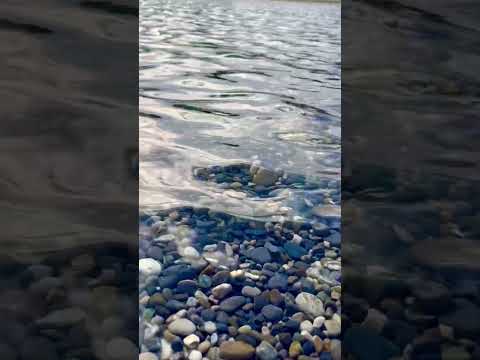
242,286,261,297
212,283,233,299
140,352,159,360
204,321,217,334
262,305,284,322
219,341,256,360
139,258,162,277
295,292,325,317
168,319,196,336
184,334,200,348
220,296,247,312
189,350,203,360
256,341,278,360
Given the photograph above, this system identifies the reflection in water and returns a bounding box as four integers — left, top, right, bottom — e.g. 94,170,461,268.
1,1,138,359
343,0,480,358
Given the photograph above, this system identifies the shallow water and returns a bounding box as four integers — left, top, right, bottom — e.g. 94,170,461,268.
140,0,341,218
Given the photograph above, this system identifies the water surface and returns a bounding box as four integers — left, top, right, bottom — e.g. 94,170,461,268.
140,0,341,219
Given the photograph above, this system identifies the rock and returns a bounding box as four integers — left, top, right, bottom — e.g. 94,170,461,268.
184,334,200,348
344,327,400,360
189,350,202,360
220,296,247,312
183,246,200,258
439,299,480,338
219,341,255,360
262,305,284,322
204,321,217,334
168,319,196,336
139,258,162,276
161,339,174,360
411,280,451,314
330,340,341,360
295,292,325,317
242,286,261,297
361,308,387,333
246,247,271,264
212,283,233,299
36,307,86,327
289,341,303,358
313,316,325,328
207,347,220,360
284,243,307,260
267,274,288,290
198,340,211,353
324,319,341,336
140,352,158,360
300,320,313,333
253,168,279,186
313,205,340,219
256,341,278,360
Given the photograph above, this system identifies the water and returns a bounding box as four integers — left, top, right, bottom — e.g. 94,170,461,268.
140,0,341,218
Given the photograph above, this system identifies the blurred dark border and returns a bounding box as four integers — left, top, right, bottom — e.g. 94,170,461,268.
0,1,138,359
342,0,480,358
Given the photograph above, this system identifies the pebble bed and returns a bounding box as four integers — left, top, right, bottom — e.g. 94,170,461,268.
139,164,341,360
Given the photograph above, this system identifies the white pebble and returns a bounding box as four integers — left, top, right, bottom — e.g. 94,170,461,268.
184,334,200,348
189,350,202,360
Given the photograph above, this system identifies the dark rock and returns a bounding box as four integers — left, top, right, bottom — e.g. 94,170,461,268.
284,243,307,260
267,274,288,291
262,305,284,322
220,296,247,312
344,326,401,360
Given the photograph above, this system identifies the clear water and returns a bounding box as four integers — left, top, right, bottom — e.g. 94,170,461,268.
140,0,341,219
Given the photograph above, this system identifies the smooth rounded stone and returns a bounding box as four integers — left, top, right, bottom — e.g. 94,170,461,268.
344,327,400,360
186,297,198,307
300,320,313,333
189,350,203,360
252,168,279,186
178,280,198,296
105,337,138,360
184,334,200,348
246,247,271,264
212,283,233,299
242,286,261,298
439,299,480,338
161,339,173,360
256,341,278,360
204,321,217,334
219,341,255,360
207,347,220,360
289,341,303,358
361,308,387,333
168,319,196,336
198,341,211,353
195,290,210,308
201,309,216,322
267,274,288,291
212,271,231,286
199,275,213,288
211,333,219,345
268,289,284,306
21,336,59,360
313,205,340,219
284,243,307,260
261,305,284,322
36,307,86,327
313,316,325,328
140,258,162,277
313,336,323,353
219,296,247,312
330,340,341,360
411,280,451,314
140,352,159,360
183,246,201,258
295,292,325,317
